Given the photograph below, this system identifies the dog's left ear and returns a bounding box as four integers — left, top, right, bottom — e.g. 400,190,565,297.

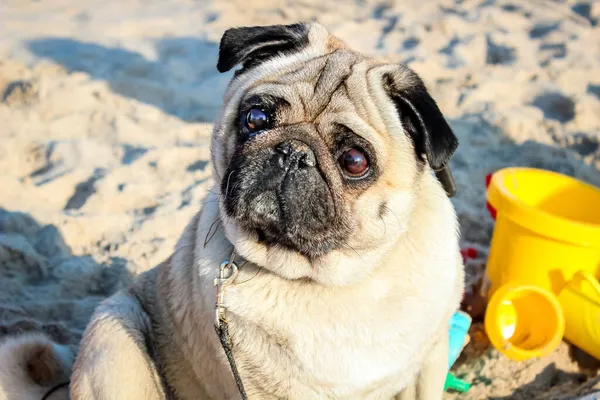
217,23,310,73
384,69,458,196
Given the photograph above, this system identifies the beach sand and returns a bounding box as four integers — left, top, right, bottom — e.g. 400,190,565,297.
1,0,599,398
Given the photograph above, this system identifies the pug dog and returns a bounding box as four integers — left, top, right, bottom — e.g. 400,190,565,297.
70,22,464,400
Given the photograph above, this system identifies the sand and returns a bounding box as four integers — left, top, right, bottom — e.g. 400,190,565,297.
0,0,599,398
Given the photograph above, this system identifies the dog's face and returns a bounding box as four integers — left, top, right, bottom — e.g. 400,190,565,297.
211,22,458,286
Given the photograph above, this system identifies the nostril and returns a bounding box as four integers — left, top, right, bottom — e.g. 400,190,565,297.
276,142,292,155
274,140,316,170
276,153,287,169
300,151,316,168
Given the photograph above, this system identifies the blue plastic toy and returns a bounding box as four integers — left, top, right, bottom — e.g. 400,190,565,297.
444,311,472,392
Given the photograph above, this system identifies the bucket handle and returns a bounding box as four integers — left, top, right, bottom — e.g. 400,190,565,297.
568,271,600,299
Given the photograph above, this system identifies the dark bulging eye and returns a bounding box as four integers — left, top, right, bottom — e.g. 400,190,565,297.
338,148,369,177
244,108,269,134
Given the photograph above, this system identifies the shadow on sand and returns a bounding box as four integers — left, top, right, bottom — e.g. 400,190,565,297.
0,209,132,346
27,37,234,122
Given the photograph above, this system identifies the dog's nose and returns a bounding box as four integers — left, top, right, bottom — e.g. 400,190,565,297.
275,140,316,169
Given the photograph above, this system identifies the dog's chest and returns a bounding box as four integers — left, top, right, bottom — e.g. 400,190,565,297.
225,270,455,397
282,323,420,392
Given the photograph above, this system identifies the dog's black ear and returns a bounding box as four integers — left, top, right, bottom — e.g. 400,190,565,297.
217,23,310,73
384,69,458,196
384,70,458,171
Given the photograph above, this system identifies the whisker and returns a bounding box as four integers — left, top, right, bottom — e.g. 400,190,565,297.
383,205,401,227
343,243,363,261
379,214,387,236
224,170,235,198
203,218,220,248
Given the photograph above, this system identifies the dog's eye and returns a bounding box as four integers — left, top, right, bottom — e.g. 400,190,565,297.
338,148,369,177
244,108,270,134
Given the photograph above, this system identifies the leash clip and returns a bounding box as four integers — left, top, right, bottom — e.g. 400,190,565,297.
212,253,247,399
214,259,239,327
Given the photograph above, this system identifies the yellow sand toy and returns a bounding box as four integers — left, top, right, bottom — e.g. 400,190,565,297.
483,167,600,361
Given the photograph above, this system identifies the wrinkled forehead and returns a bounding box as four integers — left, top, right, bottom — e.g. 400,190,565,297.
234,52,412,153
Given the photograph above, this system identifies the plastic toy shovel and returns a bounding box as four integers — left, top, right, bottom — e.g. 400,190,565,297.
444,311,472,393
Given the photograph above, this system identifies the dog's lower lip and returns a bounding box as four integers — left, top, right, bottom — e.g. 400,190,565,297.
256,229,267,242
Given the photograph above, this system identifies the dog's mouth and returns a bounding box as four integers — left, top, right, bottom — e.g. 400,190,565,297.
255,228,267,243
221,141,349,258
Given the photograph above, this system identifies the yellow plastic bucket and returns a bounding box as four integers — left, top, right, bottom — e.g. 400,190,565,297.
485,168,600,297
485,283,564,360
558,271,600,360
484,167,600,360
